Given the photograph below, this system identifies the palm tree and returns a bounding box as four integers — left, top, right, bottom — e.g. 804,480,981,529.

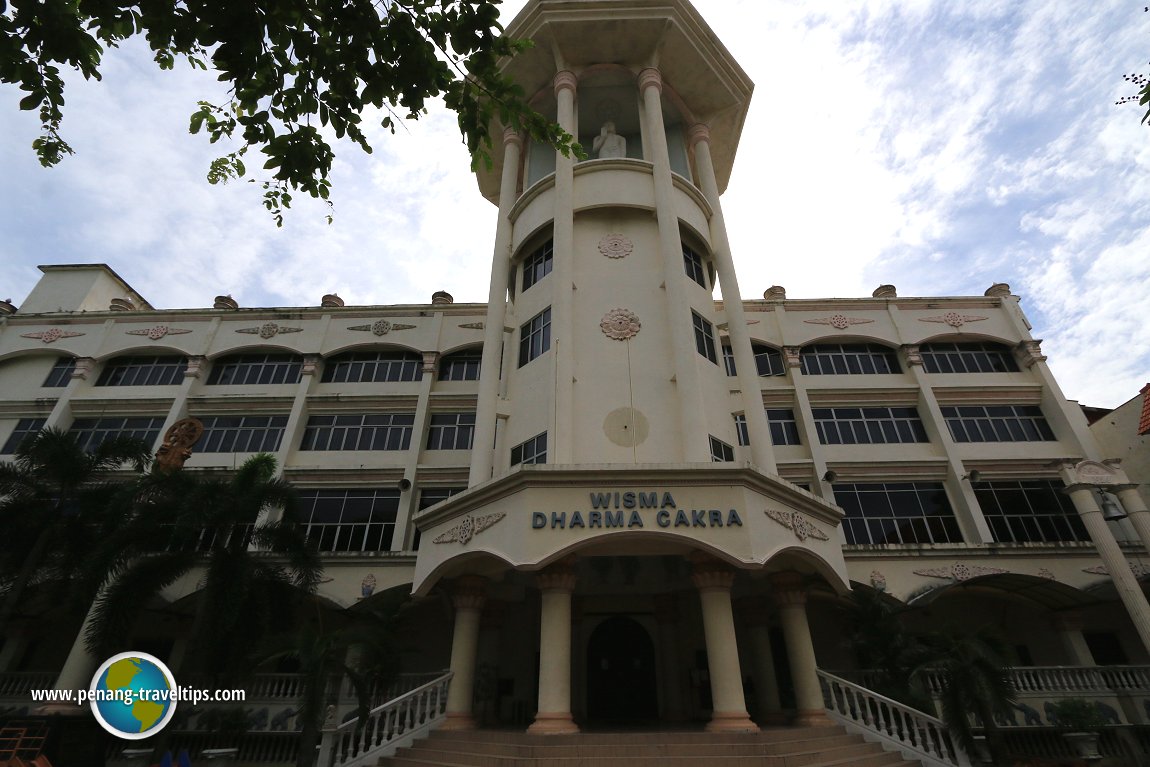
84,453,322,679
0,427,152,630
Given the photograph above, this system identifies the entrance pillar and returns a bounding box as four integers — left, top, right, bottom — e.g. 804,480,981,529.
654,594,687,721
770,572,831,726
528,561,579,733
738,597,786,725
442,575,487,730
690,557,757,732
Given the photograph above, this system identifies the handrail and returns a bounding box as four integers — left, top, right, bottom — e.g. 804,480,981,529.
818,669,970,767
317,669,452,767
827,665,1150,695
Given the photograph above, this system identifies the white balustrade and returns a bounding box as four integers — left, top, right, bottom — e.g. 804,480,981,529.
318,670,452,767
818,669,970,767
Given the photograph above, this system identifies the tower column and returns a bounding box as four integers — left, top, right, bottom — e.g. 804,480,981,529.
1115,486,1150,555
639,67,710,462
738,597,785,725
443,575,487,729
529,561,579,733
470,128,524,486
550,70,578,464
688,124,776,473
690,557,756,732
654,594,687,721
770,572,830,726
1065,484,1150,654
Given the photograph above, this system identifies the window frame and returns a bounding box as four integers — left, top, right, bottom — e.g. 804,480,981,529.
833,481,964,546
426,412,477,451
207,354,303,386
812,406,929,445
299,413,416,451
438,349,482,381
511,432,547,465
921,342,1019,374
95,356,186,387
195,414,289,453
321,351,423,384
521,239,554,292
682,245,707,289
518,308,552,368
296,488,401,553
799,343,900,376
692,311,718,364
941,404,1055,443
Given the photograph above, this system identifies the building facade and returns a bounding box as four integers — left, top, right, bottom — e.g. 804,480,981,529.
3,0,1150,747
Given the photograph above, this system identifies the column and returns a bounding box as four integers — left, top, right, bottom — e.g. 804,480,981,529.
392,350,439,550
470,127,524,486
42,607,102,714
639,68,709,462
550,70,578,464
690,557,756,732
43,356,94,429
528,561,579,733
442,575,487,730
654,594,686,721
770,572,830,726
1116,486,1150,554
688,124,776,474
738,597,785,725
1065,485,1150,654
1051,613,1095,666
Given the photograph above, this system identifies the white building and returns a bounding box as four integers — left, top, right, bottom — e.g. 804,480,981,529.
2,0,1150,762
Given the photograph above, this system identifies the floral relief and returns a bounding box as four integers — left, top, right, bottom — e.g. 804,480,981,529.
598,233,633,259
600,308,641,340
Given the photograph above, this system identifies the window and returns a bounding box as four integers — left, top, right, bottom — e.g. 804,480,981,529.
1,418,46,454
414,487,465,550
833,482,963,545
692,311,718,364
683,245,707,288
321,351,422,383
297,489,400,552
95,356,186,386
941,405,1055,443
800,344,900,375
722,343,786,378
207,354,303,385
921,342,1018,374
511,432,547,465
522,240,554,291
439,349,482,381
69,416,165,452
813,407,928,445
427,413,476,450
734,410,801,447
299,414,415,451
43,357,76,387
709,436,734,462
973,479,1087,544
519,308,551,367
196,415,288,453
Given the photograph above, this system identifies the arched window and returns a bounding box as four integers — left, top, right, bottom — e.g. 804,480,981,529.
321,350,422,383
96,355,186,386
207,353,303,385
799,343,900,375
722,343,786,377
439,348,482,381
919,342,1018,374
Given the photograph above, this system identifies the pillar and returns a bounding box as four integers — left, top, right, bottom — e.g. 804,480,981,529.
549,69,578,464
638,67,710,463
41,607,101,714
1116,486,1150,555
470,127,525,485
688,124,776,473
654,594,686,721
1065,485,1150,655
690,557,756,731
770,572,831,726
528,561,579,733
1051,612,1095,666
442,575,487,730
738,597,785,725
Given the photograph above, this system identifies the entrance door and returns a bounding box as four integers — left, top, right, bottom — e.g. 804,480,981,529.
586,616,658,724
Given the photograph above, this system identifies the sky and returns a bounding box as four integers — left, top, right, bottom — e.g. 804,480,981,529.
0,0,1147,409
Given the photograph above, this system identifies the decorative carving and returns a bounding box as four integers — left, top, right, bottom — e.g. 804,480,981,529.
913,563,1009,581
1017,340,1046,367
348,320,416,336
72,357,96,380
360,574,376,598
451,575,487,609
1083,562,1150,578
236,323,303,339
301,355,320,376
803,315,874,330
919,312,988,328
763,508,829,542
600,308,641,340
1037,568,1056,580
459,322,485,330
1074,460,1119,485
184,356,205,379
598,233,633,260
870,571,887,592
154,417,205,473
783,346,803,368
21,328,85,344
432,512,506,545
769,571,808,606
903,344,923,366
126,325,193,340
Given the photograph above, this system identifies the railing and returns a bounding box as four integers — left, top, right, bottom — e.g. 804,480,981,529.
912,665,1150,696
818,669,969,767
180,670,448,708
0,672,57,700
317,670,452,767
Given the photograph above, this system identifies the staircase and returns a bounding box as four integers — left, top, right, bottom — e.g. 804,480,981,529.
379,726,924,767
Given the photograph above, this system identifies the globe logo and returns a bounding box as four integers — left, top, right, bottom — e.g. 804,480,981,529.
89,652,178,739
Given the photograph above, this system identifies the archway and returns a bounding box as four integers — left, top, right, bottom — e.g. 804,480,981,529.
585,616,658,724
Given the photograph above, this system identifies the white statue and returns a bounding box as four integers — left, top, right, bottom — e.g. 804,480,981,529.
593,121,627,159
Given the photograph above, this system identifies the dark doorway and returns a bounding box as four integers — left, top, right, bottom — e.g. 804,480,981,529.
586,616,658,724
